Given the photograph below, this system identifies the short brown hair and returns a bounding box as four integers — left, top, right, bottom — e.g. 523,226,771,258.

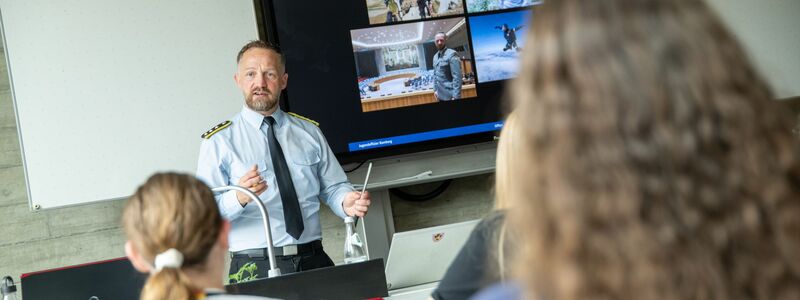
236,40,285,71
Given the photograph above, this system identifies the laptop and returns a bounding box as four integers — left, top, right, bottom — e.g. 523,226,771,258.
384,219,480,290
21,257,146,300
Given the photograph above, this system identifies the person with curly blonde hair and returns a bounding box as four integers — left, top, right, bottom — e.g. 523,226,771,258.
475,0,800,299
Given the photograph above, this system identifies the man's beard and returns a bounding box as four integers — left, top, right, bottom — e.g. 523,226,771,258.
245,89,279,112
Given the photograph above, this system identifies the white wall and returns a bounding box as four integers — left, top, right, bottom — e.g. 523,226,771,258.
706,0,800,98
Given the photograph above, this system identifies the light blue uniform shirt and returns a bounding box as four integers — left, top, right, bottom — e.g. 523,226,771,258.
197,106,353,250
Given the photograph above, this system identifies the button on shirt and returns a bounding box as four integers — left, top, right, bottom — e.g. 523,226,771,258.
197,106,353,251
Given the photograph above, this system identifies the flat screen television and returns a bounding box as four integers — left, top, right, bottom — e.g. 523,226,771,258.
257,0,538,163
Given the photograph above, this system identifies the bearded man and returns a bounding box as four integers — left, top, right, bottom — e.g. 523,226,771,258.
196,40,371,280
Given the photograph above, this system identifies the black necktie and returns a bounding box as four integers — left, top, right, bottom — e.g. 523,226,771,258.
264,116,304,240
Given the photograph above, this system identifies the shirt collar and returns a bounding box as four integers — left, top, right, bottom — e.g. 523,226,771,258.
240,105,287,129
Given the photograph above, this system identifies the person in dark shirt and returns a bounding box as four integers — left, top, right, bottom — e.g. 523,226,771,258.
430,212,507,300
494,24,524,51
430,113,521,300
417,0,430,19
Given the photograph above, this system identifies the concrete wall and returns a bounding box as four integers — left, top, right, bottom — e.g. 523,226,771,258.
0,34,493,295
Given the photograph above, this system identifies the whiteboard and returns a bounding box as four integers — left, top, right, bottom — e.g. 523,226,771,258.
1,0,258,209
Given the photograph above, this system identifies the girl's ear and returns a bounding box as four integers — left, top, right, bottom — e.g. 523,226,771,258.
125,241,152,273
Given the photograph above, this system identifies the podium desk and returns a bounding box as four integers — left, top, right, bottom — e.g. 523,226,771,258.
227,258,388,300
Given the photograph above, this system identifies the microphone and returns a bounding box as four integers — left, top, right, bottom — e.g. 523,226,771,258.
211,186,281,278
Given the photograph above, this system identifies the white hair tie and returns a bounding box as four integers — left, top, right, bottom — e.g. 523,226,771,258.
153,248,184,272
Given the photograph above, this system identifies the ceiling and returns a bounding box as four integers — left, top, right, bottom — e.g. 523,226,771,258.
351,18,465,51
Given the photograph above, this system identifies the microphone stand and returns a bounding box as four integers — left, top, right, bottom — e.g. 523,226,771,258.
212,186,281,278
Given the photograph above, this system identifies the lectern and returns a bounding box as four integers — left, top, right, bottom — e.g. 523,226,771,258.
227,258,388,300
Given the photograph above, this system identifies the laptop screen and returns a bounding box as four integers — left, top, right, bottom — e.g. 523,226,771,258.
385,219,479,290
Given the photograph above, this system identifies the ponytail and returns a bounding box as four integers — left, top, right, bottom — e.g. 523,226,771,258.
140,268,197,300
122,173,224,300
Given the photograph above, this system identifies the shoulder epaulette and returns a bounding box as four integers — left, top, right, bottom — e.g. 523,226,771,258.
201,120,232,139
287,112,319,127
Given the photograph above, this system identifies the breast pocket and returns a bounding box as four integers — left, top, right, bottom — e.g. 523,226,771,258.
230,160,269,186
287,149,321,194
290,150,320,167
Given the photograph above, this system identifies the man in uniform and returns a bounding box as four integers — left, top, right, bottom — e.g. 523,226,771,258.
432,32,462,101
197,40,371,280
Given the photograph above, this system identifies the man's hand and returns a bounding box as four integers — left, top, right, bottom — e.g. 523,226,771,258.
236,165,267,206
343,191,371,217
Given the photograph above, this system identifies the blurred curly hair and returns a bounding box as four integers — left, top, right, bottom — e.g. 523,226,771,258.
507,0,800,299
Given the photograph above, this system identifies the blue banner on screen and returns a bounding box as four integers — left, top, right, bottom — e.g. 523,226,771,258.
349,121,504,152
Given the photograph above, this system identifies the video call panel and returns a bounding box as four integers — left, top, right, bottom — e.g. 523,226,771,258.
268,0,540,159
352,17,478,112
469,9,531,83
366,0,465,25
465,0,540,13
